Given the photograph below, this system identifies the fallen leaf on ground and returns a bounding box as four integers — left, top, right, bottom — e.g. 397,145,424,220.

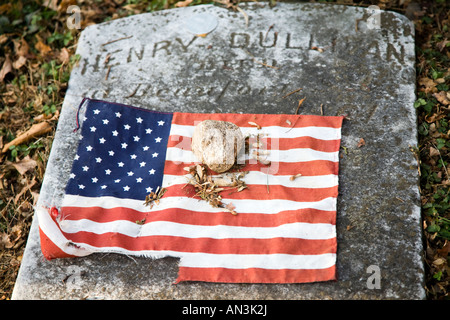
57,0,78,12
0,233,13,249
2,121,52,154
12,156,38,175
430,146,440,157
33,110,60,122
0,55,13,82
436,39,450,52
58,48,70,64
433,91,450,106
42,0,58,11
175,0,193,7
14,177,36,204
0,34,8,45
35,36,52,56
433,257,446,266
12,56,27,69
0,3,12,15
13,38,30,58
418,77,437,93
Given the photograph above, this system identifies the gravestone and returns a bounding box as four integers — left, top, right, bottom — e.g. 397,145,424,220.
12,2,425,299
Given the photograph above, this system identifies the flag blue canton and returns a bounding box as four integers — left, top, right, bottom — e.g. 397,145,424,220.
65,100,173,200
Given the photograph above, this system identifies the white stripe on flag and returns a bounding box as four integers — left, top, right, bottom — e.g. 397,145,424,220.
36,207,92,257
169,124,341,140
165,147,339,164
61,195,337,214
58,219,336,240
178,252,337,270
162,172,339,189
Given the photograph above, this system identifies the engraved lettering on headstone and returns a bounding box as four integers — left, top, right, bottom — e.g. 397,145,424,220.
127,45,145,62
259,31,277,48
386,43,404,63
152,40,171,57
105,49,122,68
365,41,381,58
156,88,169,97
230,32,250,48
285,33,303,49
175,36,197,52
80,54,101,75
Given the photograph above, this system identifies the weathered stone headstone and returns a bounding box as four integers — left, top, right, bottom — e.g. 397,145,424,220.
12,3,425,299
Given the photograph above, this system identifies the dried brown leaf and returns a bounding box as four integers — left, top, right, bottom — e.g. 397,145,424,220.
248,121,261,130
433,257,446,266
2,121,52,154
433,91,450,106
0,34,8,45
295,97,306,114
42,0,59,11
175,0,193,7
436,39,450,52
0,55,13,82
12,56,27,70
58,47,71,64
57,0,78,12
311,46,324,53
196,164,204,180
418,77,437,93
357,138,366,148
0,232,13,249
13,38,30,58
430,146,440,157
14,177,37,204
35,36,52,56
12,156,37,175
0,3,12,15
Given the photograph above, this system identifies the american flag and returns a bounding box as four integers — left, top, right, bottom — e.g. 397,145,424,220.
38,98,344,284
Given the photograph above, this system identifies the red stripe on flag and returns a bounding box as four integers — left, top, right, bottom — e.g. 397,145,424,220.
60,232,337,256
172,112,344,129
163,183,338,202
59,207,337,226
177,265,337,283
163,160,339,176
39,228,75,260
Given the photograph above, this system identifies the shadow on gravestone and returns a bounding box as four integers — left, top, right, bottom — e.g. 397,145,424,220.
12,2,425,299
